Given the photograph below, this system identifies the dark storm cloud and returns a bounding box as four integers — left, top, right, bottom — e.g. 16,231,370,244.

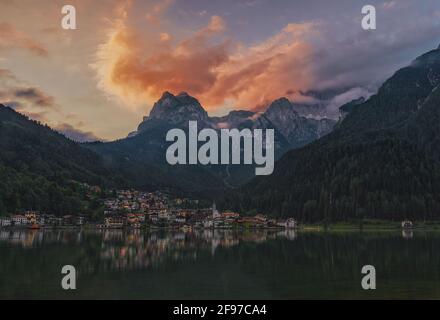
13,88,55,108
0,68,57,112
0,69,101,142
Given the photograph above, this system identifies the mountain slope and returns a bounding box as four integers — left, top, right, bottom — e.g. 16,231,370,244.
0,105,120,215
87,121,226,197
264,97,336,148
400,85,440,159
0,105,117,184
337,48,440,135
222,46,440,222
89,92,336,193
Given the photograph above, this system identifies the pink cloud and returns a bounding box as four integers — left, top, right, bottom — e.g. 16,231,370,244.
94,4,317,112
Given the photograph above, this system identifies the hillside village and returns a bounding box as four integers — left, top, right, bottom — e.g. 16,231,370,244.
0,188,298,230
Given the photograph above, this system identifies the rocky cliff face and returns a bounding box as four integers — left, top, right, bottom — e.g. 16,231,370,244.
264,97,336,147
86,90,340,193
146,91,210,127
211,110,256,129
135,92,336,148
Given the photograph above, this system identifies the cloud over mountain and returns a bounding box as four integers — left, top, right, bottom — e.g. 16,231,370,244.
93,0,440,116
93,1,314,112
2,0,439,141
0,68,56,120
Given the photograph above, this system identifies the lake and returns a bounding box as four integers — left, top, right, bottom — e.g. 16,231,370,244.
0,228,439,299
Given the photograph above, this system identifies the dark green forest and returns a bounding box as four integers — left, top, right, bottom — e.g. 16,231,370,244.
222,137,440,222
0,105,121,217
220,47,440,222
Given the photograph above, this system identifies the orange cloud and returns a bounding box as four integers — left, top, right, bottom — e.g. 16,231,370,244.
203,23,316,108
159,32,171,42
0,23,48,57
94,4,317,112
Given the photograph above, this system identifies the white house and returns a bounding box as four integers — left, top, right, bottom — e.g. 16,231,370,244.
203,219,213,228
76,216,86,226
401,220,413,229
277,218,298,229
175,216,186,224
12,215,28,226
0,217,11,227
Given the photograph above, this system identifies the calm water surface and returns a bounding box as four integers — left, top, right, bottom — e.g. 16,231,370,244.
0,228,439,299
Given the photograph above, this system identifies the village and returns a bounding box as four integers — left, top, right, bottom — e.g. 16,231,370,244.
0,189,299,230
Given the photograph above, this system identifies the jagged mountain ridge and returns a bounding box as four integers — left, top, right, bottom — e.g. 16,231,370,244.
264,97,336,148
88,92,337,194
133,91,336,149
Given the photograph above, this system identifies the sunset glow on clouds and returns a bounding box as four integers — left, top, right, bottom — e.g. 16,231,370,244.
94,1,316,111
92,0,440,114
0,0,440,140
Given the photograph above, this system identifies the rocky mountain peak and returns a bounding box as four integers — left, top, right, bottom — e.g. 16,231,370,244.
147,91,209,126
263,97,336,147
264,97,300,122
133,92,335,147
266,97,297,114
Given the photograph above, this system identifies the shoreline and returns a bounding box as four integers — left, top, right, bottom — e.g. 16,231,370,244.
2,221,440,232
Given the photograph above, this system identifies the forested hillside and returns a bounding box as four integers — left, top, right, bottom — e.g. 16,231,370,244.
0,105,121,216
221,47,440,222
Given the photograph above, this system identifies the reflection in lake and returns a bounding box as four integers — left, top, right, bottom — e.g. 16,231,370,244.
0,228,439,299
402,229,414,239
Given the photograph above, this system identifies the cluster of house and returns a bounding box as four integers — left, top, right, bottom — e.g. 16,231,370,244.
102,191,299,229
101,190,190,228
0,190,299,230
0,211,86,228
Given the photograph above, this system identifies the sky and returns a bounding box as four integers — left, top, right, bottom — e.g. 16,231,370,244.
0,0,439,141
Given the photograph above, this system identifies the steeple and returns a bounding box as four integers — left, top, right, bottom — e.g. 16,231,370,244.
212,202,220,219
